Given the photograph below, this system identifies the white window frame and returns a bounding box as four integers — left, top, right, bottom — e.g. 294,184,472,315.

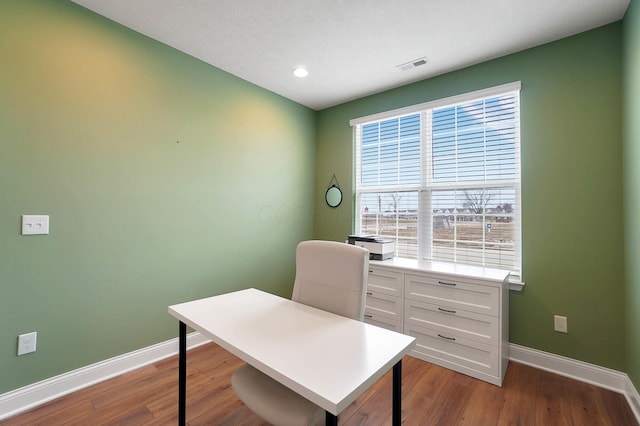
351,82,522,279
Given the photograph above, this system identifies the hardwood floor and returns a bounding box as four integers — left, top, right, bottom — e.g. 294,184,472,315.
1,343,637,425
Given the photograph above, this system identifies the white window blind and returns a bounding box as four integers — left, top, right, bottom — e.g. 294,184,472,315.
353,83,521,276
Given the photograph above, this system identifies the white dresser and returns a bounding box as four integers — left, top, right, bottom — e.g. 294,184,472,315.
364,258,510,386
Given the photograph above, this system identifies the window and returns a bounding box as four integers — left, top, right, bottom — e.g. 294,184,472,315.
352,82,521,276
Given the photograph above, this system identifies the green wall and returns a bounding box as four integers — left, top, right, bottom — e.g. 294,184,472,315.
316,24,625,370
624,0,640,390
0,1,315,393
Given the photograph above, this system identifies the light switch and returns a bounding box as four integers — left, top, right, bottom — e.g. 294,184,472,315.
22,215,49,235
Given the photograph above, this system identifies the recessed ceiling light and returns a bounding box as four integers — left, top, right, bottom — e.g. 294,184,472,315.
292,67,309,78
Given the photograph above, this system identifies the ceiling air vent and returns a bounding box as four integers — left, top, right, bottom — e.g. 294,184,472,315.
397,57,428,71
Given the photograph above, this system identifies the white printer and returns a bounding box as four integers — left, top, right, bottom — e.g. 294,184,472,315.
347,235,395,261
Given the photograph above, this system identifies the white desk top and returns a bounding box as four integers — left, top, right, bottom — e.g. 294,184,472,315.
168,288,415,414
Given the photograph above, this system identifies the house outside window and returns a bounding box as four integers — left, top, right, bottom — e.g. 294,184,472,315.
352,82,521,277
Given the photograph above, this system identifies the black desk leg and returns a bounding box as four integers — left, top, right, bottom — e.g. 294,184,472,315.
179,321,187,426
326,411,338,426
392,360,402,426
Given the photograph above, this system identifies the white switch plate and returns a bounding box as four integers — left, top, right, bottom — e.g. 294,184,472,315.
22,215,49,235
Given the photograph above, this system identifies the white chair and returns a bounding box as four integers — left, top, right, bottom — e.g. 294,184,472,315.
231,240,370,426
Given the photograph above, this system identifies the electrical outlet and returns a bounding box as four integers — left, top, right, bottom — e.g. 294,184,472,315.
17,332,37,355
554,315,568,333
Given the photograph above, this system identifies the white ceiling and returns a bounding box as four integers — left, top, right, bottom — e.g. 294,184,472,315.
70,0,630,111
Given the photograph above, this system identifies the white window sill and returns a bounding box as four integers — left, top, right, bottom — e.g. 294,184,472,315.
508,275,525,291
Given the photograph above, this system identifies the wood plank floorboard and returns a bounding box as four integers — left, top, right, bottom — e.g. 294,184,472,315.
1,342,636,425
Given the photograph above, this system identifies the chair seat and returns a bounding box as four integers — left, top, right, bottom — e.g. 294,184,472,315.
232,364,324,426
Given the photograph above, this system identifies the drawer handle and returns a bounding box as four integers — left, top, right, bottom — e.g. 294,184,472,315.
437,333,456,341
437,307,456,314
437,281,457,286
369,269,374,273
364,314,373,319
366,291,373,296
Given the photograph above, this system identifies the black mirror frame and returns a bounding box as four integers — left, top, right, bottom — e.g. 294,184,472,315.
325,185,342,208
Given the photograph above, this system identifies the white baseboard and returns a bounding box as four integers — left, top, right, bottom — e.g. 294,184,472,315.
624,373,640,425
2,338,638,423
509,343,640,423
0,332,210,421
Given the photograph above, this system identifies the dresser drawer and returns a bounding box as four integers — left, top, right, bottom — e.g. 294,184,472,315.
365,290,403,322
405,273,499,316
406,323,499,377
404,299,498,346
367,266,403,297
364,311,403,333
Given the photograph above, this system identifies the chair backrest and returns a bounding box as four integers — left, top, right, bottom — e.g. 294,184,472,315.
291,240,369,321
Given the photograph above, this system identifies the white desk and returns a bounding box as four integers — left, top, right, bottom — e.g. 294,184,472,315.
169,288,415,425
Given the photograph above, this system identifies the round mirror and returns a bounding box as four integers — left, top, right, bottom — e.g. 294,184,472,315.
325,185,342,208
